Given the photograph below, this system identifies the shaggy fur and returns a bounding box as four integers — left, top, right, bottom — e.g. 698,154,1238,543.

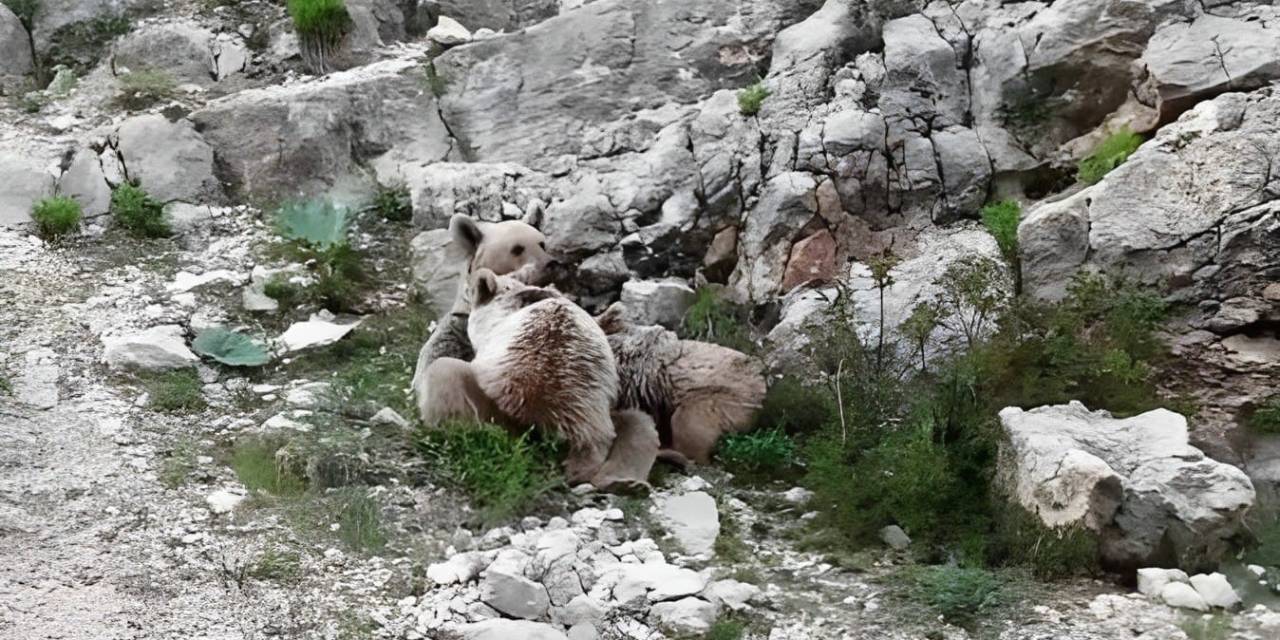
468,270,619,484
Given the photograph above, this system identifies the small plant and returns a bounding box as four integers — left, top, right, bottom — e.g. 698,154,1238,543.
905,565,1005,628
705,618,747,640
0,375,11,396
993,505,1098,579
275,199,365,312
900,301,945,372
422,62,448,97
277,199,351,249
681,287,754,353
192,327,271,367
248,548,303,582
30,195,82,240
1078,127,1144,185
982,199,1023,293
415,421,561,524
112,69,178,111
159,438,199,488
737,79,769,116
263,275,304,307
288,0,351,74
1180,613,1232,640
232,438,308,497
371,181,412,222
327,488,387,553
142,369,207,413
1247,395,1280,434
717,429,796,476
110,182,170,237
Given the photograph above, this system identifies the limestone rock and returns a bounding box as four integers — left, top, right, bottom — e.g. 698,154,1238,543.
701,579,760,612
0,151,56,228
1160,582,1209,612
480,563,550,619
16,349,58,409
1141,12,1280,120
608,561,706,603
647,597,718,635
102,325,199,371
0,4,33,77
456,619,567,640
115,115,221,204
998,402,1255,569
730,172,818,302
1189,573,1241,609
205,489,246,514
111,20,222,85
657,491,720,558
58,149,112,218
278,316,361,353
427,551,489,585
1137,568,1189,597
616,280,696,330
879,525,911,551
427,15,471,45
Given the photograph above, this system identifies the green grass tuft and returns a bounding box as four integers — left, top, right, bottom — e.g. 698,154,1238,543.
372,182,412,222
288,0,351,73
1078,127,1144,185
329,488,387,553
263,275,304,307
717,428,796,477
705,619,746,640
232,438,308,497
681,286,755,353
248,547,303,582
142,369,207,413
905,565,1006,628
737,80,769,116
980,200,1020,263
1247,395,1280,434
1180,613,1232,640
31,195,82,240
111,182,170,237
414,421,561,524
112,69,178,111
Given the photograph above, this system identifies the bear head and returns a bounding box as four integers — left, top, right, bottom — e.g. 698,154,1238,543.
450,214,559,288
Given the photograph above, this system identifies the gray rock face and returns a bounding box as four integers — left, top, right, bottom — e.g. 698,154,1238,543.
193,56,452,203
1020,88,1280,313
111,20,234,85
481,561,550,620
427,0,560,32
616,280,696,330
0,4,33,77
730,172,819,302
434,0,815,168
16,349,59,409
0,151,56,228
998,402,1255,570
409,229,461,316
115,115,221,204
58,149,113,218
400,162,551,229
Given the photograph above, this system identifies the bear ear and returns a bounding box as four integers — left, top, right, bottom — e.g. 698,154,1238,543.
450,214,484,257
471,268,499,305
595,302,628,335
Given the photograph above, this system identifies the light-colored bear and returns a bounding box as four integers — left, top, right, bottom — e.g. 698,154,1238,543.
598,304,767,464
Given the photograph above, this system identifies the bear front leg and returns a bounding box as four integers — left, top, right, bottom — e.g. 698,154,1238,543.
590,410,659,492
669,401,728,464
563,436,613,487
416,357,504,426
412,313,477,424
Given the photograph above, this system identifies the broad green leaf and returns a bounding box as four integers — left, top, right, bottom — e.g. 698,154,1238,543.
276,199,351,249
192,327,272,367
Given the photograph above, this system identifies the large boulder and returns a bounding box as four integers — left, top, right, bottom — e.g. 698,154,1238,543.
0,150,56,228
998,402,1255,570
192,56,453,203
111,20,247,85
0,4,33,77
115,115,221,204
58,148,113,218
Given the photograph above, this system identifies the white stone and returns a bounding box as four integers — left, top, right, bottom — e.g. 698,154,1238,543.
781,487,813,504
103,325,199,371
658,491,719,557
1137,568,1189,597
279,316,361,352
1189,573,1241,609
609,562,706,603
617,280,697,330
427,551,489,585
1160,582,1209,611
559,595,607,627
647,597,718,635
371,408,411,429
456,620,566,640
702,579,760,612
428,16,472,46
481,564,549,620
206,489,246,514
879,525,911,551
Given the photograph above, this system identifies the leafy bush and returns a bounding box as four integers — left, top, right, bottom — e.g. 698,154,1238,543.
992,505,1098,579
31,195,82,240
981,200,1021,265
737,80,769,116
110,182,170,237
754,375,835,435
1078,127,1143,185
905,565,1006,627
372,181,412,222
275,199,365,312
1247,395,1280,434
717,428,796,477
681,286,755,353
288,0,351,74
193,327,271,367
415,421,561,524
143,369,207,413
232,438,308,496
113,69,177,110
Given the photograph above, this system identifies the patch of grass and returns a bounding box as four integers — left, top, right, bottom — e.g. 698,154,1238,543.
904,565,1006,628
754,375,834,435
263,275,304,307
112,69,178,111
716,428,796,478
248,547,303,582
737,80,769,116
111,182,170,237
325,488,387,553
1247,395,1280,434
159,438,199,489
1180,613,1232,640
371,181,412,222
681,286,755,353
142,369,207,413
31,195,82,240
980,200,1020,266
232,438,308,497
1244,513,1280,567
1078,127,1143,185
288,0,351,74
714,510,751,564
705,618,746,640
992,505,1098,579
414,421,562,524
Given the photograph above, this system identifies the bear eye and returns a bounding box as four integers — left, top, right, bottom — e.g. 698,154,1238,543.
538,241,546,251
511,245,525,256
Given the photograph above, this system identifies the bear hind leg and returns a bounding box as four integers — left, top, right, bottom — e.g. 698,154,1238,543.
590,410,660,493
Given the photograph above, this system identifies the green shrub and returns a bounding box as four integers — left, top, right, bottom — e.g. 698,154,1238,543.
142,369,207,413
755,375,834,435
112,69,177,111
717,428,796,477
288,0,351,74
1244,514,1280,568
415,421,561,524
705,619,746,640
980,200,1021,265
905,565,1006,628
992,505,1098,579
275,199,366,312
1078,127,1143,185
232,438,308,497
681,286,755,353
1247,395,1280,434
737,80,769,116
192,327,271,367
249,548,303,582
110,182,170,237
30,195,82,240
372,182,412,222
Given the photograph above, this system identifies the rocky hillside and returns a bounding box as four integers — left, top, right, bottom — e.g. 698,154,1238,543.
1,0,1279,639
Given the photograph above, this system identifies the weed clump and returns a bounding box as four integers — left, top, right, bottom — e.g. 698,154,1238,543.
324,488,387,553
248,548,303,582
905,565,1006,628
705,619,747,640
275,199,366,312
112,69,177,111
31,195,82,240
981,200,1020,263
737,80,769,116
232,438,308,497
716,428,796,478
288,0,351,74
415,421,561,524
1078,127,1143,185
142,369,207,413
1247,395,1280,434
372,181,412,222
681,286,755,353
111,182,170,237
